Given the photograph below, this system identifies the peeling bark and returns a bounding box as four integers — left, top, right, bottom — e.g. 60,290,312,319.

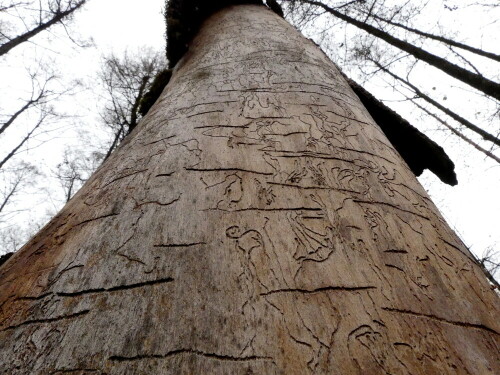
0,5,498,374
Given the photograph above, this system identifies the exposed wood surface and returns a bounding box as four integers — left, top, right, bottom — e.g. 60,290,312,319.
0,5,498,374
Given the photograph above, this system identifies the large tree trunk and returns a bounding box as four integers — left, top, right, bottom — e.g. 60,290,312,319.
0,5,498,374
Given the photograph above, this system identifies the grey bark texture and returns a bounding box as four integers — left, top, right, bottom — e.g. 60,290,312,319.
0,5,499,374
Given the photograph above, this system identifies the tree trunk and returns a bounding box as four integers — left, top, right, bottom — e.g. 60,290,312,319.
366,12,500,63
0,5,498,374
300,0,500,101
373,61,500,147
0,0,87,57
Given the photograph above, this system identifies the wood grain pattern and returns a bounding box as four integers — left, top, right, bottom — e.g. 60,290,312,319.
0,5,498,374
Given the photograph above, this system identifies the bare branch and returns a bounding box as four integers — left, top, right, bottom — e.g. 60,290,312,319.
99,49,166,157
54,147,102,202
411,100,500,164
355,6,500,62
0,0,87,56
0,112,46,169
371,60,500,147
293,0,500,100
0,161,39,214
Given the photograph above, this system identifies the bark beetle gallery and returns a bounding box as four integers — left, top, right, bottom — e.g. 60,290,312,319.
0,1,498,374
151,0,457,185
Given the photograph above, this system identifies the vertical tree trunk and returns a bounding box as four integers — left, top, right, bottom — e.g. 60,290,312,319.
0,5,498,374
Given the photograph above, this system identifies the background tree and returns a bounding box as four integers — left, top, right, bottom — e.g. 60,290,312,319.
0,0,87,56
99,49,167,159
282,0,499,159
0,161,40,254
0,162,39,215
54,147,104,203
289,0,500,98
0,0,90,255
1,0,89,171
0,65,77,169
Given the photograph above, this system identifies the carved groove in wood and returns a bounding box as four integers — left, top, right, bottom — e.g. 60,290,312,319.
0,5,498,374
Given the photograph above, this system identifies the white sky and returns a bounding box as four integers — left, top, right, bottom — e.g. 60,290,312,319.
0,0,499,263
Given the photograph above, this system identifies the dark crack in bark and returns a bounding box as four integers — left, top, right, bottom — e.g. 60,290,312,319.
2,309,90,331
57,277,174,298
154,242,206,248
109,348,275,364
185,167,273,175
382,307,500,336
261,286,376,296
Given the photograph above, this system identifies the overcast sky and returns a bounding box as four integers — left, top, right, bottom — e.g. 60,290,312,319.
1,0,499,266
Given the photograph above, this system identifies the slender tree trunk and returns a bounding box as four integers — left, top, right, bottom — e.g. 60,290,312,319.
373,61,500,147
0,115,45,169
128,76,150,135
0,99,35,136
0,5,498,374
0,0,87,57
364,11,500,62
298,0,500,101
412,100,500,164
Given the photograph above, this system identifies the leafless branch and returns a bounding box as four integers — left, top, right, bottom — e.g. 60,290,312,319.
0,0,87,56
411,100,500,164
99,49,166,157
